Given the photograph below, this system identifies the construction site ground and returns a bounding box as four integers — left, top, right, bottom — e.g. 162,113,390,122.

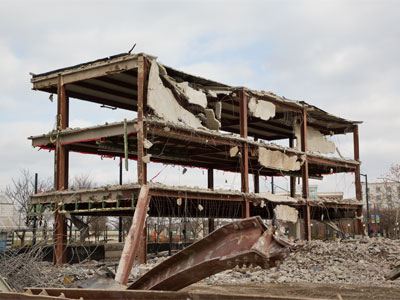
1,237,400,299
184,282,400,300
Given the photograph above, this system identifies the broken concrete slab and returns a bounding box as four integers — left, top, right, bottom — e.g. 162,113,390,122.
295,125,335,154
258,147,302,171
248,98,275,121
147,61,203,129
176,81,208,108
204,109,221,130
274,205,299,223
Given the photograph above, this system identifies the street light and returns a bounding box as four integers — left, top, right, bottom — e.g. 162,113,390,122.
360,173,370,236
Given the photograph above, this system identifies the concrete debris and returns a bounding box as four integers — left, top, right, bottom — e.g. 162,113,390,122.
201,238,400,287
147,61,203,129
385,264,400,281
143,139,153,149
142,154,152,164
176,81,208,108
274,205,299,223
214,102,222,120
295,125,335,154
204,109,221,130
248,98,276,121
229,146,239,157
257,192,298,204
258,147,302,171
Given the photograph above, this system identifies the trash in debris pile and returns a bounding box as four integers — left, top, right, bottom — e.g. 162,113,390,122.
198,237,400,287
0,248,108,293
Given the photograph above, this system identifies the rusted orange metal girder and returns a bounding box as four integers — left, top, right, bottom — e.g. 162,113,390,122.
128,216,294,291
115,185,150,285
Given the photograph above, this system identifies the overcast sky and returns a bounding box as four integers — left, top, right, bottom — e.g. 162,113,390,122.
0,0,398,197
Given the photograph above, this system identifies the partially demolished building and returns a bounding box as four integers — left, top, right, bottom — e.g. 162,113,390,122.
28,53,363,264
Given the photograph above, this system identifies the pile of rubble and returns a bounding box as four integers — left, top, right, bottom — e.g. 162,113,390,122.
199,237,400,286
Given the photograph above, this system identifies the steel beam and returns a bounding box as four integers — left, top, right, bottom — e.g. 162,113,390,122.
32,55,139,89
353,125,362,235
239,88,250,218
300,108,311,242
208,168,215,233
54,75,68,265
128,216,293,291
115,185,150,285
289,137,296,198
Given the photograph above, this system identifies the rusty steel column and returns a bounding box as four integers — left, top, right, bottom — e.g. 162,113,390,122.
289,137,296,198
300,108,311,242
253,138,260,194
239,88,250,218
137,55,149,264
53,75,69,265
115,185,150,285
208,168,215,233
353,125,363,235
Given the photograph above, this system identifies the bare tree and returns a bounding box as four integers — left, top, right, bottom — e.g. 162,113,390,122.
5,169,52,227
5,169,52,245
382,164,400,184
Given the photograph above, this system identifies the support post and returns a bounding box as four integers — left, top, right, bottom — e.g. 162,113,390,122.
253,138,259,194
353,125,363,235
119,158,123,243
115,185,150,285
300,108,311,242
289,138,296,198
54,75,69,265
137,54,148,264
239,88,250,218
208,169,215,233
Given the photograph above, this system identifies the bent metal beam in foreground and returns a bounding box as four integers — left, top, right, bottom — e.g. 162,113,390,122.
129,216,294,291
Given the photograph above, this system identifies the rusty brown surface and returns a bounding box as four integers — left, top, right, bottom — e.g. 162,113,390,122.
115,185,150,285
128,216,293,291
16,287,328,300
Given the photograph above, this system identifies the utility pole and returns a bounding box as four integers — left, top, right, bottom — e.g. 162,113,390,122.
32,173,38,246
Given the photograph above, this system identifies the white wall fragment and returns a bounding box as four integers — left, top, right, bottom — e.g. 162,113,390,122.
147,61,203,129
274,205,299,223
176,82,208,108
295,125,335,154
204,109,221,130
248,98,276,121
258,147,301,171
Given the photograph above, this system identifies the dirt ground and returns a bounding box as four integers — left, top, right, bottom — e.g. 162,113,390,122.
184,282,400,300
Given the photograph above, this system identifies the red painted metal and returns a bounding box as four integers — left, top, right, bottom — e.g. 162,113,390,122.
128,216,294,291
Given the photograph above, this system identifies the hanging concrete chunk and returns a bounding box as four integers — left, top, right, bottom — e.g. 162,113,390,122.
176,81,208,108
229,146,239,157
204,109,221,130
258,147,302,171
142,154,152,164
248,98,276,121
274,205,299,223
215,102,222,120
143,139,153,149
295,125,335,154
147,61,203,129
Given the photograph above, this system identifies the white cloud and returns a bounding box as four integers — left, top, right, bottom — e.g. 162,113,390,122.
0,0,399,194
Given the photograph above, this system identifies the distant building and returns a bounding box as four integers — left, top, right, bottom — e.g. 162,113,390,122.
361,181,400,209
